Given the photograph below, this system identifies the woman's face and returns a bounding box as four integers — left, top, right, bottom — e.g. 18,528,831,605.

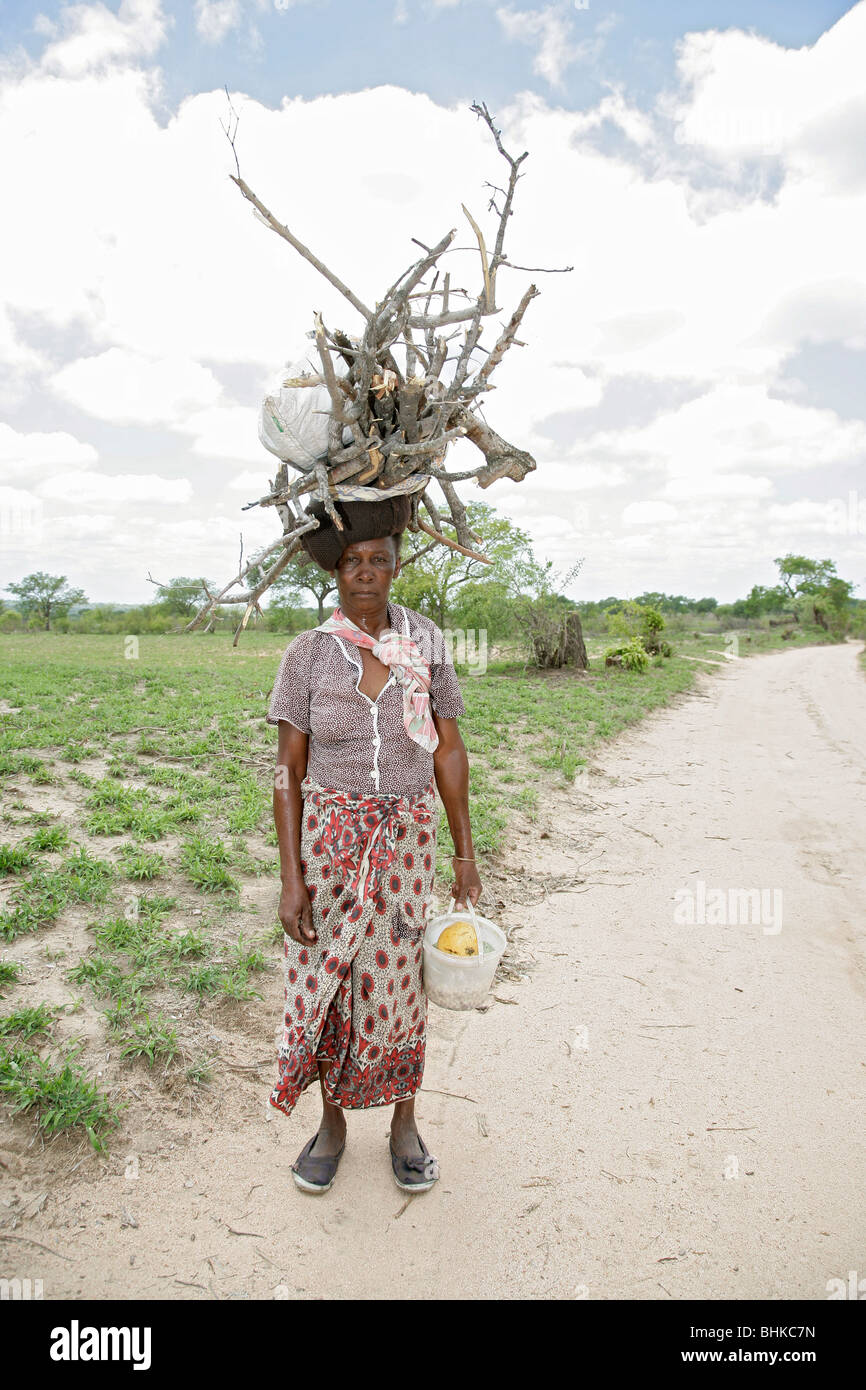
332,536,401,615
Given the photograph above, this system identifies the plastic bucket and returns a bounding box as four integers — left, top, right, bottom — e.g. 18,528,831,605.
422,898,506,1011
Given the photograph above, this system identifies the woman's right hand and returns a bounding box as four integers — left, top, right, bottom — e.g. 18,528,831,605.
278,878,316,944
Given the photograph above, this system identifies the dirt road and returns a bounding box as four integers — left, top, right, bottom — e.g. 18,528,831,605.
3,642,864,1299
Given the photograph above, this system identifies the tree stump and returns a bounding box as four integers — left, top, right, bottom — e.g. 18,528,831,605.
529,608,589,669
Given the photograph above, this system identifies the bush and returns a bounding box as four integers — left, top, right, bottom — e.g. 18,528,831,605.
604,637,650,672
604,602,672,668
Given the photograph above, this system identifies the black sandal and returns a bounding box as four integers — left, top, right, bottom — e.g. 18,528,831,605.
389,1132,440,1192
291,1131,346,1194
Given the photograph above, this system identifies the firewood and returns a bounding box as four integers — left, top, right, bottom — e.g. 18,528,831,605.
190,98,571,641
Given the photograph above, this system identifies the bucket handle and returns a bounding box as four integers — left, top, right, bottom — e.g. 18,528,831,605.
448,896,484,968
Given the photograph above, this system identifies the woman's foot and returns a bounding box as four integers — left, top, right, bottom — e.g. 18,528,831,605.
388,1120,440,1191
291,1124,347,1194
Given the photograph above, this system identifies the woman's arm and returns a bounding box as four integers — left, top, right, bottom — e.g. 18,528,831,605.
432,713,482,911
274,720,316,943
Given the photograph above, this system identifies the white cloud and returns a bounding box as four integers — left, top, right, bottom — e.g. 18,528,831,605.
46,512,122,540
496,4,610,89
570,87,657,149
558,385,866,492
541,461,627,491
644,386,866,479
194,0,242,44
622,500,677,525
0,423,99,481
497,5,592,88
35,470,193,506
228,468,273,491
667,1,866,190
767,496,866,537
664,472,773,501
53,349,223,426
35,0,168,78
756,278,866,353
176,404,261,460
595,310,686,355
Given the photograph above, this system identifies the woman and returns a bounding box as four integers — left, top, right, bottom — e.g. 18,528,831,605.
266,495,482,1195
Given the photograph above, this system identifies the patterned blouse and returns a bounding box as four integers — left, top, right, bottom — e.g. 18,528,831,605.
266,602,465,798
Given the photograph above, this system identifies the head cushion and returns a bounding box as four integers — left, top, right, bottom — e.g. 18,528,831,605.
300,494,411,571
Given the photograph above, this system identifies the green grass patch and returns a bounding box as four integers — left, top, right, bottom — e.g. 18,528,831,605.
26,825,70,852
0,843,37,874
0,1040,120,1151
0,960,23,992
118,846,166,880
180,835,240,896
68,953,125,997
162,929,209,962
118,1014,179,1067
0,1003,56,1038
0,848,115,941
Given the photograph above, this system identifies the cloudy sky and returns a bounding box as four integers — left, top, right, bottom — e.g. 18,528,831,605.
0,0,864,606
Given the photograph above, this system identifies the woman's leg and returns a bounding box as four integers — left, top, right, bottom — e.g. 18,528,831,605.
310,1058,347,1156
389,1092,420,1156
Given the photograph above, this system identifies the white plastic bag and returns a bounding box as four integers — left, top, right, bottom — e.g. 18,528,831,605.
259,349,353,469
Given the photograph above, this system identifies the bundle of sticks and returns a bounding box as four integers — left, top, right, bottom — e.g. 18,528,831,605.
186,101,571,640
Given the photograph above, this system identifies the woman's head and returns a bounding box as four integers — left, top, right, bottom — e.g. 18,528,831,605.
332,533,402,616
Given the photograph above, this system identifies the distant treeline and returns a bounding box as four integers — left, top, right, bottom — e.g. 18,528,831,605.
1,526,863,646
2,586,863,642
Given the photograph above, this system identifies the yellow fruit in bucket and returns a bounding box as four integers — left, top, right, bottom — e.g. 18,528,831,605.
436,920,479,956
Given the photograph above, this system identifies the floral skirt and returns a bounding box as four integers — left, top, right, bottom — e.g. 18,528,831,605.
269,777,437,1115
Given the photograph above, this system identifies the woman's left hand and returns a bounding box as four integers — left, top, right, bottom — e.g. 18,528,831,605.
451,859,482,911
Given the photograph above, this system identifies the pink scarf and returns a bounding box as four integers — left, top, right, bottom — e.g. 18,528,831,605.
317,606,439,753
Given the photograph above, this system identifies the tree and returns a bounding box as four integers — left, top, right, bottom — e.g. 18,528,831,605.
742,584,788,618
5,572,87,631
269,556,337,624
774,555,838,601
635,591,691,614
392,501,548,629
152,577,218,618
774,555,854,633
811,576,854,637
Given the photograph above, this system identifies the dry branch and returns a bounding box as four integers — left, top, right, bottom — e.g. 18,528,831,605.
416,519,493,565
230,174,372,321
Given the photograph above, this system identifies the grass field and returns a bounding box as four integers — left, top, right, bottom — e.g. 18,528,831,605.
0,623,837,1149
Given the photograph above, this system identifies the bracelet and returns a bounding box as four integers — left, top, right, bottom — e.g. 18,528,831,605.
451,854,476,861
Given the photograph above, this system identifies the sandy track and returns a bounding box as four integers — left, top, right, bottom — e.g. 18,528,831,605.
3,642,864,1300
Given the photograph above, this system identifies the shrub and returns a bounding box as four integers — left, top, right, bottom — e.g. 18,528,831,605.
604,637,650,673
